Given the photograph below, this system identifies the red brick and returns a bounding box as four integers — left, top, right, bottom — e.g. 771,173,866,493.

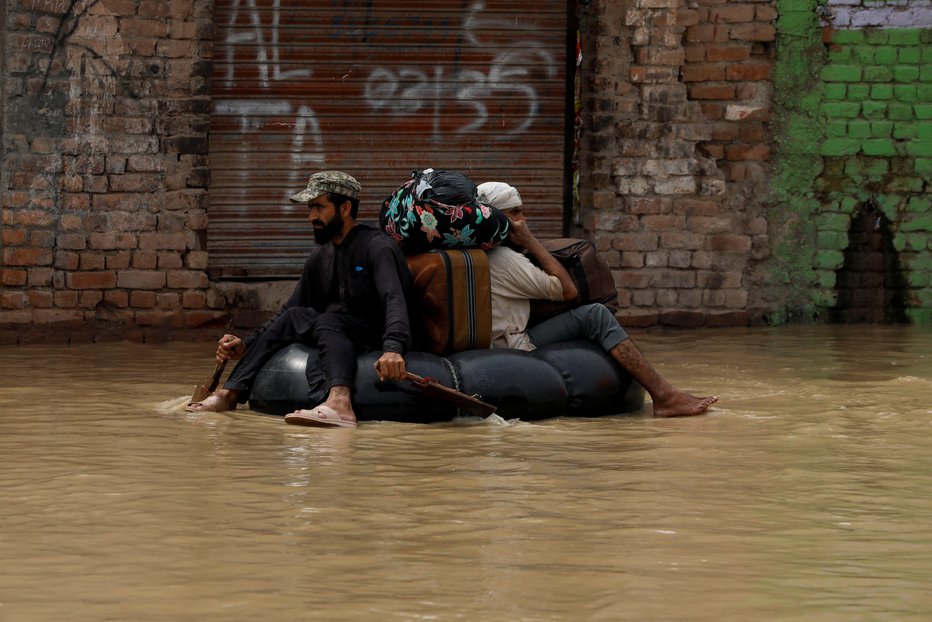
134,311,185,327
170,0,193,20
166,270,208,289
709,122,740,141
626,197,671,214
184,310,228,327
700,102,724,119
79,253,106,271
2,190,29,208
711,5,755,23
686,24,729,44
84,175,109,193
677,8,700,26
67,271,117,289
117,270,167,290
156,39,195,58
53,290,79,308
699,142,726,159
157,253,184,269
130,291,158,308
139,0,170,18
54,251,79,270
636,46,685,66
726,144,771,161
0,311,31,327
33,309,84,324
730,23,775,42
642,215,686,230
12,209,56,227
739,123,767,142
3,228,27,245
659,231,705,250
682,63,726,82
109,173,161,193
756,6,778,21
89,232,137,250
132,251,159,270
685,44,706,62
27,268,54,287
28,289,54,313
4,247,53,266
1,291,26,309
119,18,170,37
22,0,71,15
157,292,181,309
689,84,736,100
62,194,91,210
30,230,56,247
104,291,129,308
705,44,751,62
726,63,772,81
2,268,29,289
138,232,187,251
630,65,679,83
78,291,104,308
106,251,132,270
707,234,752,251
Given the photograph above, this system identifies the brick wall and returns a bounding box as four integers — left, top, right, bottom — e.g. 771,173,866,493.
770,0,931,324
576,0,775,327
2,0,930,345
2,0,221,343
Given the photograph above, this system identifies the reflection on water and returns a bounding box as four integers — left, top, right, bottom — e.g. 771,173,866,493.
1,326,931,621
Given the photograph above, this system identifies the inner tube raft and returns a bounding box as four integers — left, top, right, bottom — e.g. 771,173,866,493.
249,340,645,423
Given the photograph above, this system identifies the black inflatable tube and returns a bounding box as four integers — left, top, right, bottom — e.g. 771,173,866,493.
249,341,645,423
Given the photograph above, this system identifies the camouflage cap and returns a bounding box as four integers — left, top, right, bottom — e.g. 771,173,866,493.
289,171,362,204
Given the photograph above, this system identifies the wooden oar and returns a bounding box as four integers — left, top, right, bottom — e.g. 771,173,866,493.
402,371,497,417
190,359,228,404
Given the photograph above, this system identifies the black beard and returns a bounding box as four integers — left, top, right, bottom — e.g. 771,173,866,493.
312,212,344,244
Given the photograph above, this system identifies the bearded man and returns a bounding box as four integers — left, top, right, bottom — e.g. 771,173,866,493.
186,171,412,428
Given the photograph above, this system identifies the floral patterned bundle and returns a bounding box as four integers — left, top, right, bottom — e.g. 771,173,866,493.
380,169,510,255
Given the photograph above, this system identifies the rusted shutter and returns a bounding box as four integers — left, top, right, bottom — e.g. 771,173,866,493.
208,0,570,278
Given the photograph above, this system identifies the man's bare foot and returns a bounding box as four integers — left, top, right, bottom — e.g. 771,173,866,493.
652,391,718,418
284,385,357,427
284,404,357,428
185,389,237,413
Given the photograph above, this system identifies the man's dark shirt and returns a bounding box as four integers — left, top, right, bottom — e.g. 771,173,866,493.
246,223,412,354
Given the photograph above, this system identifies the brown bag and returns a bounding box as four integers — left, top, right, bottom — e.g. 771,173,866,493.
406,249,492,355
529,238,619,322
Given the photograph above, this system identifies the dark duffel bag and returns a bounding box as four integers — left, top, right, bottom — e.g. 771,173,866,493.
380,168,510,255
530,238,619,323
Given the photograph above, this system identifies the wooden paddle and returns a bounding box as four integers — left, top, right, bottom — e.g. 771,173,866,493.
402,371,497,417
190,359,228,404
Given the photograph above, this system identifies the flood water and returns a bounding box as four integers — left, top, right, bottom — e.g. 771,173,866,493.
2,325,931,621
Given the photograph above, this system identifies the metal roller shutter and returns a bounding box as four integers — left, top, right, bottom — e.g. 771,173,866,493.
209,0,570,278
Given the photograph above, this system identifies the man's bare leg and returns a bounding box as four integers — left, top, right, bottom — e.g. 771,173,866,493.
186,388,240,412
609,339,717,417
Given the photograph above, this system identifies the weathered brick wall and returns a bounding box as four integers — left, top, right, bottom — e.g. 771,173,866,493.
2,0,930,345
2,0,221,343
576,0,774,327
770,0,931,324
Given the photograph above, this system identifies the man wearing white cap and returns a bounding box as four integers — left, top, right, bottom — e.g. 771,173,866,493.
187,171,412,428
477,181,717,418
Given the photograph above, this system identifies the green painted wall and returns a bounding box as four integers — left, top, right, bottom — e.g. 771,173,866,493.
771,2,931,324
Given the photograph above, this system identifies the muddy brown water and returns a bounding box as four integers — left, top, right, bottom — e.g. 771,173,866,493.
2,325,931,621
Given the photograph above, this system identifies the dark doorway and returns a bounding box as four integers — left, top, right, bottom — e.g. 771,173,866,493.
831,200,908,324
